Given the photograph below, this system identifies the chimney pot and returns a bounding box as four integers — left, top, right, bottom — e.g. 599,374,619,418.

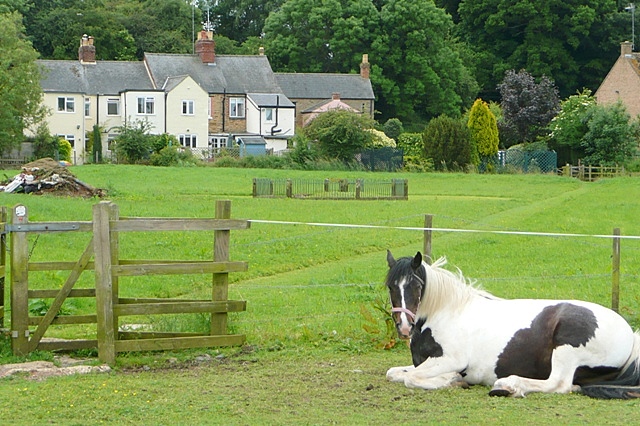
195,31,216,63
79,35,96,64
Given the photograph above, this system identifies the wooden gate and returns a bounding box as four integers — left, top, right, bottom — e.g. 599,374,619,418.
7,200,247,365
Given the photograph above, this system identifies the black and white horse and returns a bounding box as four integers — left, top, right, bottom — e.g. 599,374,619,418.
385,250,640,399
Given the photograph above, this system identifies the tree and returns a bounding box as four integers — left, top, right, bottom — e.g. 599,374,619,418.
547,89,596,164
468,99,499,171
372,0,478,122
498,69,559,146
383,118,404,141
422,115,472,171
303,110,375,162
580,102,638,166
457,0,625,100
0,11,47,154
114,121,154,163
204,0,285,44
263,0,380,73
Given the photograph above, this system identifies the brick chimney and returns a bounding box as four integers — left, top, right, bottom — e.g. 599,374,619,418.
621,41,633,56
332,93,340,100
78,34,96,64
195,30,216,63
259,46,265,56
360,54,370,79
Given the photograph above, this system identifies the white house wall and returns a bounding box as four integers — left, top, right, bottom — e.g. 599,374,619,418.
122,91,166,134
41,92,87,165
164,77,209,148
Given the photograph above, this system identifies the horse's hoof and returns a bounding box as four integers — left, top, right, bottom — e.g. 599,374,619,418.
489,388,512,397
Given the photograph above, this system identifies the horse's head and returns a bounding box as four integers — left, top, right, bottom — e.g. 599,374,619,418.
385,250,426,340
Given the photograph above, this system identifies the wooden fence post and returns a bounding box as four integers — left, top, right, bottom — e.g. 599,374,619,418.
10,204,29,355
611,228,621,313
423,214,433,265
0,207,6,328
211,200,231,335
286,179,292,198
94,201,116,365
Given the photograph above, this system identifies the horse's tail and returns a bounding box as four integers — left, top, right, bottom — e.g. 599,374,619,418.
581,330,640,399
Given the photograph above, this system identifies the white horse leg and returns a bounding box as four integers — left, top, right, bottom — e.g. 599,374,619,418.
490,346,581,397
386,365,415,382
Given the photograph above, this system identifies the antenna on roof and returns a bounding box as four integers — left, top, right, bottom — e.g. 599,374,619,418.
626,3,636,51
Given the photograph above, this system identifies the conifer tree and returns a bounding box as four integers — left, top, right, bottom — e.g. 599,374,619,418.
467,98,499,172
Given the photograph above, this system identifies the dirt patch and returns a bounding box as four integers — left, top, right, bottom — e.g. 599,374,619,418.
1,157,105,198
0,355,110,381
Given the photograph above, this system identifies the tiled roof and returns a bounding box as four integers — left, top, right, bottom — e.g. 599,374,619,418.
144,53,282,94
275,73,374,100
38,60,154,94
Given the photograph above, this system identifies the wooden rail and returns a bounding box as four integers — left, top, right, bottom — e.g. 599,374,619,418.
7,201,248,364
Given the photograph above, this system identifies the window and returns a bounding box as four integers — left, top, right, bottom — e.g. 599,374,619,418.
58,134,75,148
137,96,155,115
57,97,75,113
264,108,274,122
84,98,90,117
209,136,225,149
182,100,195,115
107,99,120,116
179,134,197,148
230,97,245,118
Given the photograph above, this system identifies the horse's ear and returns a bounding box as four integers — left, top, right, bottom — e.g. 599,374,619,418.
387,250,396,268
411,252,423,269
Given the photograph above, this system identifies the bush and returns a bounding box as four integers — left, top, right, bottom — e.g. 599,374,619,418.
150,146,198,167
423,115,472,171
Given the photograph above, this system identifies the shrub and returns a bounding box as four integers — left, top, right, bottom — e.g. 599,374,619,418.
423,115,472,171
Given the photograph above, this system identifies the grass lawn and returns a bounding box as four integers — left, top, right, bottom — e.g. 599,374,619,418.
1,166,639,424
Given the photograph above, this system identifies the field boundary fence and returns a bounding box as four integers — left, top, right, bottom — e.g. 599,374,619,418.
560,163,625,181
252,178,408,200
1,200,247,365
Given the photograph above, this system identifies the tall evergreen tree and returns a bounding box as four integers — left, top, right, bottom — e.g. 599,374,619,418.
468,98,499,171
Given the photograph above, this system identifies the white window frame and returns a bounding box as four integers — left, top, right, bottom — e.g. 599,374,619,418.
107,99,120,116
179,134,197,148
182,100,195,115
58,134,75,148
57,97,75,113
264,108,274,122
84,98,90,117
230,97,245,118
137,96,155,115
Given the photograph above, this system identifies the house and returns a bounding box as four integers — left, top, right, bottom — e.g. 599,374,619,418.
34,32,374,164
594,41,640,118
301,92,362,127
38,35,160,163
275,54,375,129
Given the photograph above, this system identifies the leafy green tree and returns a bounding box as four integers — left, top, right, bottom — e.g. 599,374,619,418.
304,110,375,162
498,69,559,146
457,0,626,99
204,0,285,44
372,0,478,122
114,121,154,163
468,98,499,171
547,89,596,163
383,118,404,141
263,0,379,73
32,124,60,160
0,11,47,154
422,115,472,171
580,102,638,166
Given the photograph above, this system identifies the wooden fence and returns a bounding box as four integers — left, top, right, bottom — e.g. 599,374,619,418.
560,164,625,181
3,200,247,365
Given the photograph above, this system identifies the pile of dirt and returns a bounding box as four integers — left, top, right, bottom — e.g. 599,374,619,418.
1,158,105,198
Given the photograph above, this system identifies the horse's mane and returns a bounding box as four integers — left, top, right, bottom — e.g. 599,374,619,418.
417,257,500,318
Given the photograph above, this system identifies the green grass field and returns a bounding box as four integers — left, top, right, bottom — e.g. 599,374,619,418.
1,166,640,424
